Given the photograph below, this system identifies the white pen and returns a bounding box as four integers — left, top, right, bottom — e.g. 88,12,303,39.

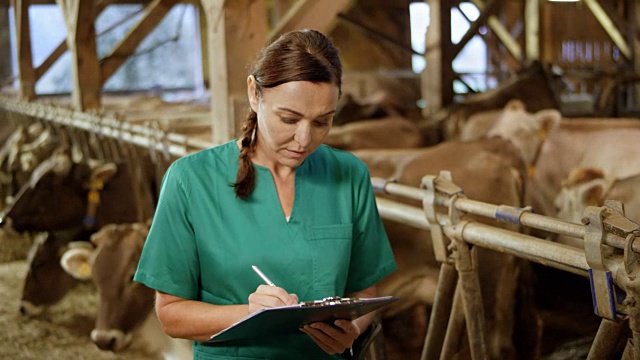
252,265,276,286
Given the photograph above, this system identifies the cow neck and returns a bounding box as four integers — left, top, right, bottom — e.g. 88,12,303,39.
528,128,551,177
0,152,64,222
50,225,92,242
83,177,105,230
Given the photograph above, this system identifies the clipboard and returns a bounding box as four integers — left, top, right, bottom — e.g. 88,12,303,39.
208,296,398,343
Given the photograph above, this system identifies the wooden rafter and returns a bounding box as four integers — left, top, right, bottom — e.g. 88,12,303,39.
470,0,523,62
452,0,500,59
583,0,631,60
34,0,109,80
267,0,355,43
14,0,36,99
524,0,539,61
100,0,179,86
56,0,101,109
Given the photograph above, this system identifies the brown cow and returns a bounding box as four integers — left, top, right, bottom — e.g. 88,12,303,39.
460,104,640,222
353,137,538,360
0,149,155,315
333,90,405,126
324,116,424,150
423,60,564,141
527,118,640,220
17,232,85,315
553,167,640,247
61,222,192,358
0,149,153,233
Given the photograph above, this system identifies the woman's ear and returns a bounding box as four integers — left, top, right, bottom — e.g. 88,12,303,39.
247,75,258,112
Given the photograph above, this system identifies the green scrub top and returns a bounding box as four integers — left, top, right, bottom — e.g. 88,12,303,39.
134,141,397,360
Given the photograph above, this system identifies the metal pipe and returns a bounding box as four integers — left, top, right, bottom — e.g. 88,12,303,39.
587,318,628,360
421,263,458,360
454,222,590,273
373,178,640,253
458,259,489,360
0,96,212,157
376,197,591,276
440,285,466,360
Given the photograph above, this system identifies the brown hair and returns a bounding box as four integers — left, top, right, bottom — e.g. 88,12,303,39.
233,29,342,198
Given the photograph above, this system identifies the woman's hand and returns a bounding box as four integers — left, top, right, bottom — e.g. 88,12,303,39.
300,319,361,355
248,285,298,314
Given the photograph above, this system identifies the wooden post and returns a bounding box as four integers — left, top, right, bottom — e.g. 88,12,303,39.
525,0,539,61
200,0,267,145
0,4,11,84
100,0,180,85
267,0,354,43
197,1,209,89
423,0,454,116
57,0,101,110
14,0,36,100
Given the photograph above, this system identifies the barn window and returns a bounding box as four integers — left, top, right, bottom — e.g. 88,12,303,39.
409,2,488,94
7,3,202,96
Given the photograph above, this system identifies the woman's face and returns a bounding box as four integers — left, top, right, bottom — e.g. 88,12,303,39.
248,77,340,169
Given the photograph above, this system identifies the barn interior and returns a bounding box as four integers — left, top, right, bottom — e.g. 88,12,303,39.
1,0,640,359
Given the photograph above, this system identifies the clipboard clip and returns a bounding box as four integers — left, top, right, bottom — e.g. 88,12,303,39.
300,296,361,307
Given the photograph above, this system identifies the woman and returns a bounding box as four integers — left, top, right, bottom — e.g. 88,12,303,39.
134,29,397,359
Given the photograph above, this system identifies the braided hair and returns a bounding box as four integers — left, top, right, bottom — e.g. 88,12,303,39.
233,29,342,198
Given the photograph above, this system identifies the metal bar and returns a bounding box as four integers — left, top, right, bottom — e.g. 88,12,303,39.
375,196,591,275
456,245,488,360
373,178,640,253
587,318,628,360
450,222,590,273
421,262,458,360
440,284,465,360
0,95,212,157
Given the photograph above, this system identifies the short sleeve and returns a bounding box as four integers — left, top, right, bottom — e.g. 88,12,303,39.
345,163,397,293
134,161,201,300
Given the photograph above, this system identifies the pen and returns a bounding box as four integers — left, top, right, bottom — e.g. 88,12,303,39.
252,265,276,286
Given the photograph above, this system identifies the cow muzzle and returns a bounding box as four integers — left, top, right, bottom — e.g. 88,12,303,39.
91,328,132,352
19,300,45,317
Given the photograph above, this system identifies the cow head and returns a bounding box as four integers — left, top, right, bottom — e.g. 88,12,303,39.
61,222,154,352
19,232,91,316
486,100,562,167
553,167,615,247
0,151,118,233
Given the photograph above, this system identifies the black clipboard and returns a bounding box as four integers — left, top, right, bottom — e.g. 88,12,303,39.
208,296,398,343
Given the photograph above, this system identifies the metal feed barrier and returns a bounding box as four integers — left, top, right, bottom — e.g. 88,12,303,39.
0,95,213,158
372,171,640,360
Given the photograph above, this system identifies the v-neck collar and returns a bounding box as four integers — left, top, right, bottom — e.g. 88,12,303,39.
230,141,313,228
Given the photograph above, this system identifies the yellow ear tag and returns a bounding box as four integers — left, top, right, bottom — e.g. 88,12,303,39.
88,190,100,203
78,262,92,279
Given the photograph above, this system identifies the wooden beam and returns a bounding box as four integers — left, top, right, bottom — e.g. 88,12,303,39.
452,0,500,59
583,0,631,60
197,1,209,89
0,4,11,83
100,0,179,85
56,0,101,109
524,0,539,61
14,0,36,99
633,0,640,73
34,0,109,80
201,0,267,144
470,0,522,62
268,0,355,43
423,0,455,115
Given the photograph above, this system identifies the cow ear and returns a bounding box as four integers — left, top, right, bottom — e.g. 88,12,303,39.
582,182,605,206
52,152,72,177
534,109,561,139
60,243,94,281
90,163,118,184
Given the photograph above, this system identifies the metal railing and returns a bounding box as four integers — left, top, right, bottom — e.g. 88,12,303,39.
372,172,640,360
